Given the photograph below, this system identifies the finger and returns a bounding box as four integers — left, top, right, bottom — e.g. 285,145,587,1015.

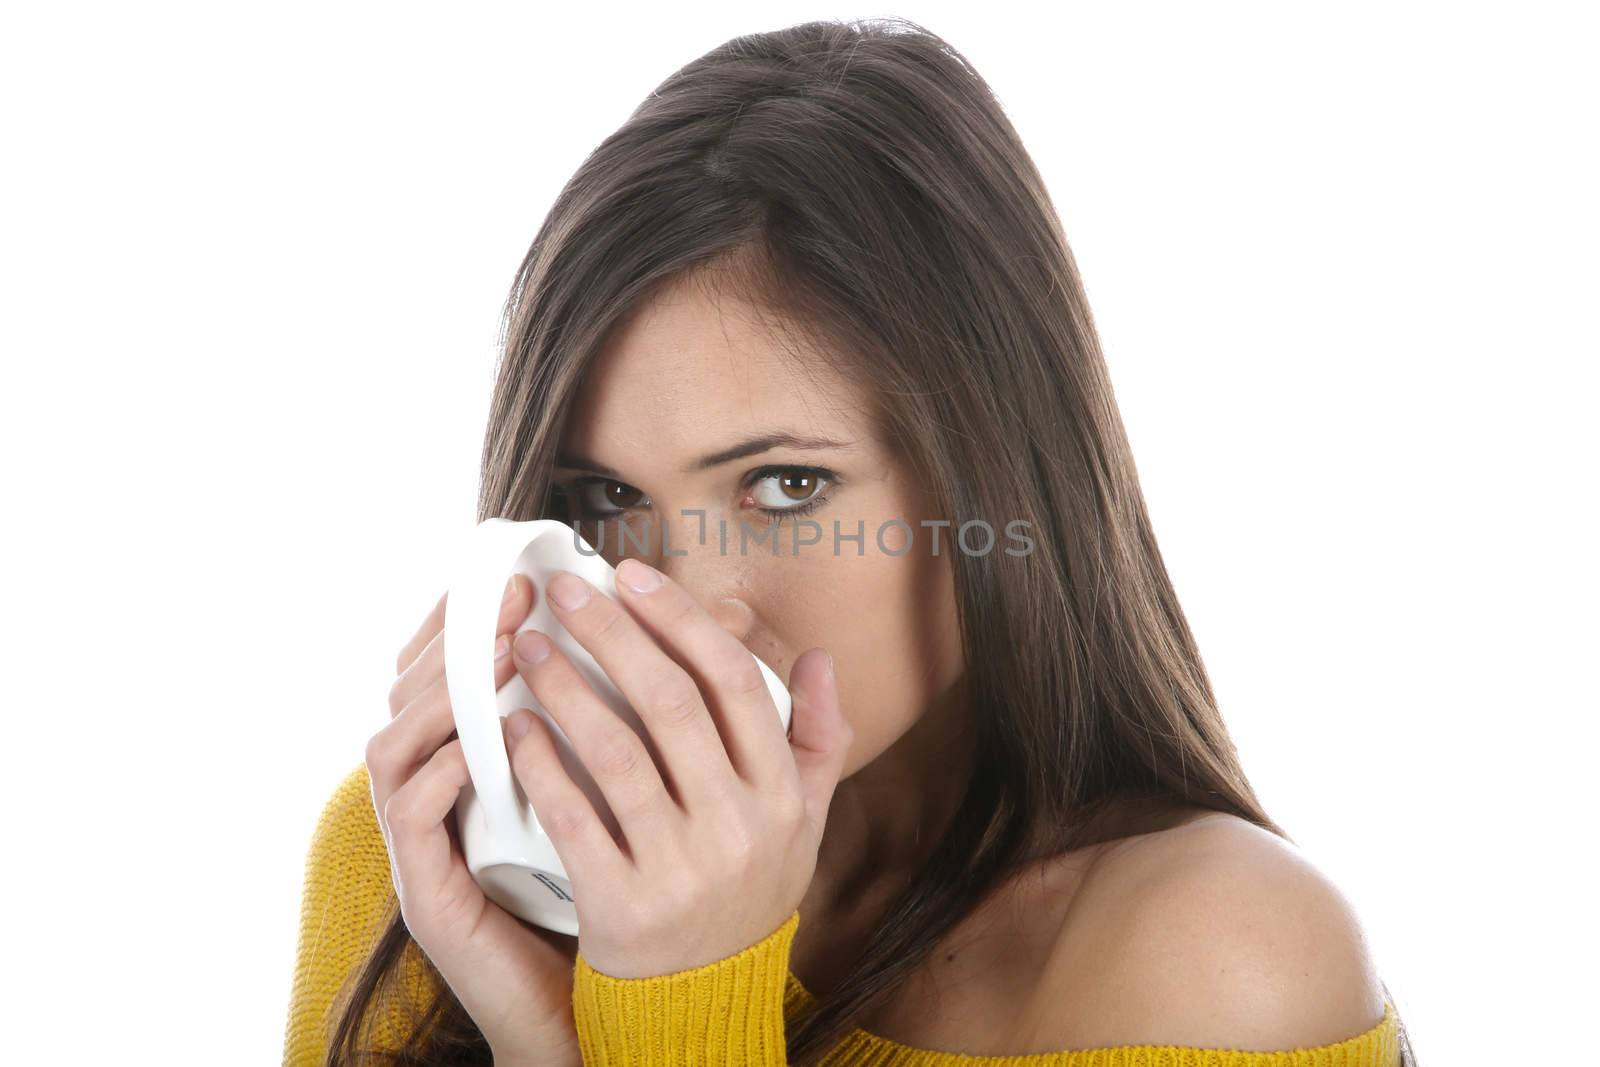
381,737,477,932
510,629,680,858
372,635,522,803
541,568,737,809
505,706,633,887
396,590,448,677
372,614,525,802
390,575,534,716
784,648,853,839
606,560,791,789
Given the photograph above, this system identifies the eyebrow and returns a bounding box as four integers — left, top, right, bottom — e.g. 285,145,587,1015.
556,431,856,480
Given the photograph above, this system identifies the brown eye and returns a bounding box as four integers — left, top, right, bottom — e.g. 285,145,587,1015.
566,478,647,516
603,481,643,508
780,470,814,499
751,467,829,510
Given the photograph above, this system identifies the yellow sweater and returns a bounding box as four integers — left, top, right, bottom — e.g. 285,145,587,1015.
285,763,1402,1067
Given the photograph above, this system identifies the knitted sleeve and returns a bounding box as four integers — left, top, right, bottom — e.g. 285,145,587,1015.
282,763,438,1067
570,909,801,1066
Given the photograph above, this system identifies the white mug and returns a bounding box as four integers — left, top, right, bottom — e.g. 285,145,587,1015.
442,517,794,934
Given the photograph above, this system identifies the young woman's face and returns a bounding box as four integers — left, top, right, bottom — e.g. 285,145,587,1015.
552,277,965,779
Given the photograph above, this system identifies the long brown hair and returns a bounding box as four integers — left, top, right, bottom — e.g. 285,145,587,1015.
327,16,1415,1065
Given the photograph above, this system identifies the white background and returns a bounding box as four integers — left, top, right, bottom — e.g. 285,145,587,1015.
3,3,1594,1063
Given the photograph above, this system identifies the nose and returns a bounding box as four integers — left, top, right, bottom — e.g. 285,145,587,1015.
633,515,760,644
703,592,756,642
646,557,758,643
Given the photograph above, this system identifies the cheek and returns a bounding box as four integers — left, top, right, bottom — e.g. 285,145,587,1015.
784,547,964,767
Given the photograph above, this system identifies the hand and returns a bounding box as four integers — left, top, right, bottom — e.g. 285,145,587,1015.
502,557,853,979
367,576,583,1067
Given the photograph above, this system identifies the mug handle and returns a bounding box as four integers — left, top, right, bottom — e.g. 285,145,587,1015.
441,517,561,846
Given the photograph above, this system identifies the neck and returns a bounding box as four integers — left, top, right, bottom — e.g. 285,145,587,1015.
801,674,976,927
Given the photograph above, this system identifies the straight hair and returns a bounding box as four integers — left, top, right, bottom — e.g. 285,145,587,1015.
326,16,1415,1065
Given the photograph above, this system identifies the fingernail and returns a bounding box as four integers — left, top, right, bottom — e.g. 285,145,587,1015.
505,575,518,601
493,635,511,660
515,629,552,663
548,572,591,611
506,710,531,741
617,557,662,593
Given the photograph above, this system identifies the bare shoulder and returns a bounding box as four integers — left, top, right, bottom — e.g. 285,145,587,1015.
1028,812,1388,1052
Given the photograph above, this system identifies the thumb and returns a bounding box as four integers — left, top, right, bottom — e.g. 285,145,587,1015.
786,647,852,837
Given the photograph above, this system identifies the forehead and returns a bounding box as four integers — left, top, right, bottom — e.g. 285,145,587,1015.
563,278,874,459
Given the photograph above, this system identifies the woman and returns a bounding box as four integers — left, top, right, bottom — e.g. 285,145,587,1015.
284,17,1415,1066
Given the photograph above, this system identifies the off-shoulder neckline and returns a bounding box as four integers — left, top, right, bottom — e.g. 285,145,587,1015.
783,970,1396,1062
